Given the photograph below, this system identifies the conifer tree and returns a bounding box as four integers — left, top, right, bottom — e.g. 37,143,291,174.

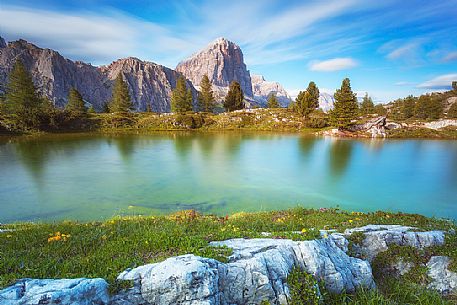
267,93,280,108
197,75,215,112
452,81,457,93
224,81,244,112
306,81,320,110
109,74,132,112
330,78,359,129
2,59,43,129
171,76,193,113
66,87,86,114
402,95,416,119
374,104,387,115
360,93,375,115
414,95,429,119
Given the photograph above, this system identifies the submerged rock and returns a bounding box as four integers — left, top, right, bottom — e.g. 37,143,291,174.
0,278,109,305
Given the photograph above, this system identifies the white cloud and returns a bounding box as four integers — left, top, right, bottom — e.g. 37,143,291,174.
386,42,420,60
395,81,414,86
417,74,457,89
309,58,358,71
0,1,362,67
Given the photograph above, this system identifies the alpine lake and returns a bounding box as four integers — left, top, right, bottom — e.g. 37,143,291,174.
1,132,456,223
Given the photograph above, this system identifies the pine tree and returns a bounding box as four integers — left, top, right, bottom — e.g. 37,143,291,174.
330,78,359,129
224,81,244,112
452,81,457,93
374,104,387,115
197,75,215,112
428,94,444,119
402,95,416,119
66,87,86,114
306,81,320,110
171,76,193,113
360,93,375,115
146,103,152,113
109,74,132,112
267,93,280,108
414,95,429,119
448,102,457,118
2,59,43,129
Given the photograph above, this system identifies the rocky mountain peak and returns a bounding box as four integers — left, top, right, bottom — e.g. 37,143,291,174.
251,74,291,107
176,37,253,100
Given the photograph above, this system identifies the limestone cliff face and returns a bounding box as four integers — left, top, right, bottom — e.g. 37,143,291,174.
99,57,196,112
0,39,110,108
251,74,291,107
0,37,196,111
176,38,253,102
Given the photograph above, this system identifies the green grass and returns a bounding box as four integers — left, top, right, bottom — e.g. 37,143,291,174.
387,126,457,139
0,208,456,302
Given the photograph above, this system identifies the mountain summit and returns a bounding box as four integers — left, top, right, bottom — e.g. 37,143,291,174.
176,38,253,101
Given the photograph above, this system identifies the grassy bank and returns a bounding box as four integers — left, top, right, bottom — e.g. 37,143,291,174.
2,108,456,139
1,208,456,303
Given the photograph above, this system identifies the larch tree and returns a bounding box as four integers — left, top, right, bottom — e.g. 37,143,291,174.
267,93,280,108
330,78,359,129
306,81,320,110
224,81,244,112
2,59,43,129
171,76,193,113
66,87,86,114
109,74,132,112
198,75,215,112
360,93,375,115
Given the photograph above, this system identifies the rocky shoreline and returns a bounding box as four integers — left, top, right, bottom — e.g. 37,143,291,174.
1,224,455,305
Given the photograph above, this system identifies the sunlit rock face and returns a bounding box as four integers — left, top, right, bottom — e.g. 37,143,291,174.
176,38,253,102
251,74,291,107
0,37,196,112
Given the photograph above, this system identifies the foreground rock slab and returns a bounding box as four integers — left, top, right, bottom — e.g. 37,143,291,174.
341,225,445,261
0,278,109,305
118,237,375,305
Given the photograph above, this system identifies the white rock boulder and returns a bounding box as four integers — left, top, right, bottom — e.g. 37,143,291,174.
0,278,109,305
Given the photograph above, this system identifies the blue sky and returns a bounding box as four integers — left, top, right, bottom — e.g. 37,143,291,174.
1,0,456,102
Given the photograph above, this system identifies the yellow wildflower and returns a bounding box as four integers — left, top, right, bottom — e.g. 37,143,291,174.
349,219,353,223
6,234,12,238
301,228,307,234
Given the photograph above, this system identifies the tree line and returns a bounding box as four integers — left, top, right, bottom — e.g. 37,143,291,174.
2,58,456,132
0,60,134,131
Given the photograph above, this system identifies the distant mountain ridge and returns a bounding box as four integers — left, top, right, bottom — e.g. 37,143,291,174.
251,74,291,107
0,36,291,111
0,37,196,111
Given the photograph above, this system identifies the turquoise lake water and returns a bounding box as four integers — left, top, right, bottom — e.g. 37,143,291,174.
0,132,456,222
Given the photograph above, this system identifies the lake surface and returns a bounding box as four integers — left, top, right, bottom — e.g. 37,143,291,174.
1,132,456,222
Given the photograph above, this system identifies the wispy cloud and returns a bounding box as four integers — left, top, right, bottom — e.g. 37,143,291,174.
395,81,415,86
0,1,363,67
0,6,196,66
417,74,457,90
443,51,457,62
309,58,358,71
